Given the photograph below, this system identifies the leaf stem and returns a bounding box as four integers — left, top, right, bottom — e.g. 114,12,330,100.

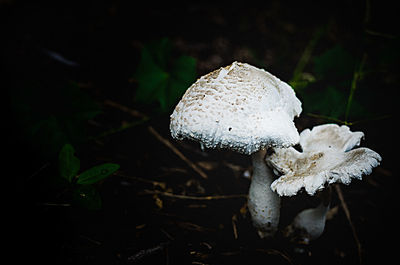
290,25,325,91
141,190,247,200
306,113,348,125
345,54,367,123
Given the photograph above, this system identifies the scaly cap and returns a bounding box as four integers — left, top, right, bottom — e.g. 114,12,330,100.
170,62,302,155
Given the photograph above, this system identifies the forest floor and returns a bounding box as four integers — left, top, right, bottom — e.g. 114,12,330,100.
5,1,398,264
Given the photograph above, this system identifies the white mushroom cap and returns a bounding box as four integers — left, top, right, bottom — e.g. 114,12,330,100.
170,62,302,155
267,124,382,196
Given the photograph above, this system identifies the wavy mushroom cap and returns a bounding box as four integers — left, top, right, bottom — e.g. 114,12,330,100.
267,124,382,196
170,62,302,155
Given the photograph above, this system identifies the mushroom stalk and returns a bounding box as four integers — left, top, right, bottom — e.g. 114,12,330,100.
289,187,332,241
248,149,280,238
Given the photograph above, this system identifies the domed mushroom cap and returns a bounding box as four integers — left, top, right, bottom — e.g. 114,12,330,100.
170,62,302,155
267,124,382,196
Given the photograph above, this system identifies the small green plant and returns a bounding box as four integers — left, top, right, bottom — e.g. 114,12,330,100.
134,38,197,113
290,24,397,125
58,143,120,210
293,45,365,122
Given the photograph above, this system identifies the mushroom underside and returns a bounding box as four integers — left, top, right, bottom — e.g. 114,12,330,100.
269,147,381,196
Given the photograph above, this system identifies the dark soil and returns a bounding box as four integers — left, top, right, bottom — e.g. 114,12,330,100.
5,1,398,264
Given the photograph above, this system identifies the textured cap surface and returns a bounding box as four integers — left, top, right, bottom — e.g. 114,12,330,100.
170,62,302,155
267,124,382,196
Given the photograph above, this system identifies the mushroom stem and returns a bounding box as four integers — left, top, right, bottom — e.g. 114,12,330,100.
290,187,332,241
248,149,281,238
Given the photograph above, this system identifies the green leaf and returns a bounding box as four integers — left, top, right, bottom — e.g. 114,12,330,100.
135,46,169,104
72,185,102,210
58,143,80,183
134,38,196,113
297,45,365,120
147,37,171,69
76,163,120,185
302,85,348,119
167,55,197,108
314,45,356,81
172,55,197,84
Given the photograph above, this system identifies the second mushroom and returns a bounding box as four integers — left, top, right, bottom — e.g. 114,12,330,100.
266,123,382,241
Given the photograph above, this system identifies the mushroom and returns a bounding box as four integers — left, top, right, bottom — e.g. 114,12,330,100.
266,123,382,241
170,62,302,237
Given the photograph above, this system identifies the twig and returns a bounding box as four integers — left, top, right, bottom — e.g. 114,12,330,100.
176,221,214,233
115,172,166,189
307,112,392,126
103,99,149,119
231,214,238,239
148,126,209,179
127,242,170,263
79,235,102,246
28,162,50,180
104,100,209,179
160,228,175,241
306,113,347,125
364,28,397,39
37,202,71,207
192,261,210,265
334,184,363,264
93,120,148,139
291,25,325,87
142,189,247,200
93,100,150,139
345,53,368,122
255,249,294,265
349,114,392,125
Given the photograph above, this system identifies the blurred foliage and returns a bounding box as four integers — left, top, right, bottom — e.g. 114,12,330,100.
297,45,363,121
313,45,356,81
10,81,101,160
134,38,197,113
291,37,399,124
59,143,81,183
58,144,120,210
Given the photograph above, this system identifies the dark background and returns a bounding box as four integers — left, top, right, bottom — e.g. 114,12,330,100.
4,1,398,264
